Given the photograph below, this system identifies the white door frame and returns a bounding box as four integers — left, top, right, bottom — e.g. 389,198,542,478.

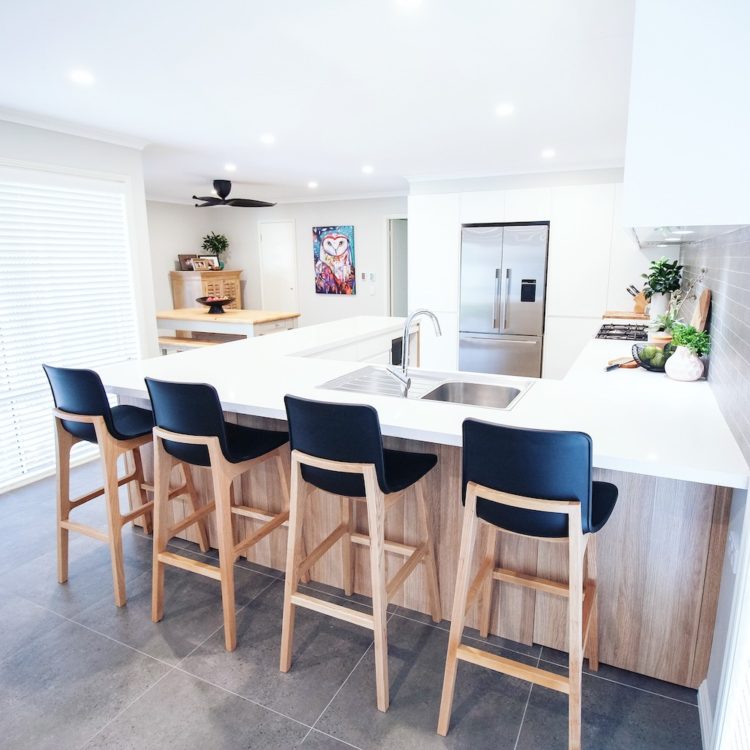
258,219,299,311
385,214,408,317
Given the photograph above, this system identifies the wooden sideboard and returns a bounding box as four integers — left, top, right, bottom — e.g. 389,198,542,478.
169,270,243,310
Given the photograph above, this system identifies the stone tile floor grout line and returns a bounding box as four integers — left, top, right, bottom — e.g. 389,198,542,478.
76,575,280,748
300,610,397,744
305,728,364,749
512,644,543,750
391,608,542,662
535,656,699,707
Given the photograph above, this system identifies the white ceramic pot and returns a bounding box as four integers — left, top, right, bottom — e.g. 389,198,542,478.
649,292,670,321
665,345,705,381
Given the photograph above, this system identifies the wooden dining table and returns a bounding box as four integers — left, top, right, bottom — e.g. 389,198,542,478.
156,308,300,338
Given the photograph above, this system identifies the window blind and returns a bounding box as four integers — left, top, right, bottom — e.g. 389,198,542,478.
0,167,139,492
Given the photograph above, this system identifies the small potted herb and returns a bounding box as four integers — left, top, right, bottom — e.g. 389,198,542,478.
201,232,230,268
642,257,683,321
649,311,679,346
665,323,710,381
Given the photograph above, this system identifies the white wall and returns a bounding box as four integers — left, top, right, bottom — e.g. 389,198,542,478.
147,196,407,326
623,0,750,227
0,119,157,356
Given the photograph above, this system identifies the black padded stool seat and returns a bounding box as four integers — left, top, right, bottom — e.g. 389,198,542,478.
144,378,288,467
462,418,618,538
281,395,442,712
43,365,154,443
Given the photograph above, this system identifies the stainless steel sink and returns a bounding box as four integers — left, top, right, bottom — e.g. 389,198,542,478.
319,366,530,410
421,381,522,409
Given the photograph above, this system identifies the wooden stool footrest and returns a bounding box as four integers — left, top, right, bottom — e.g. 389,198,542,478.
69,470,138,509
157,551,222,581
350,532,417,557
290,592,374,630
492,566,570,597
168,502,216,538
456,644,570,694
297,523,347,577
386,544,427,601
233,511,289,560
120,501,155,525
59,519,108,542
230,504,279,521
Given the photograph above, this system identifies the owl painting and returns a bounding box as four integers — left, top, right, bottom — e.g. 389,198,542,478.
313,225,356,295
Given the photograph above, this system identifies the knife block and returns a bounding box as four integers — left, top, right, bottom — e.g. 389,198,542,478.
633,291,648,314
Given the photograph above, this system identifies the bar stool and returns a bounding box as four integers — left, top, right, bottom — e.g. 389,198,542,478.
42,364,200,607
280,395,442,712
437,419,618,750
145,377,293,651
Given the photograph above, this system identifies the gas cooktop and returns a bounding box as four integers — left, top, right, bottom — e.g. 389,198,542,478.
596,323,648,341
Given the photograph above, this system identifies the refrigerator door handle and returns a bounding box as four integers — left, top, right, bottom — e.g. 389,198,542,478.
493,268,501,329
500,268,511,330
460,335,537,344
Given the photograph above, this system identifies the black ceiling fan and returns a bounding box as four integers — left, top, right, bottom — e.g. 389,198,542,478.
192,180,276,208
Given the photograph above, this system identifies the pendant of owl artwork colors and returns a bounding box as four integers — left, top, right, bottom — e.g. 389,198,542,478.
313,225,356,295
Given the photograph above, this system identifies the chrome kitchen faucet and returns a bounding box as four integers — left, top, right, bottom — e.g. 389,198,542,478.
387,309,442,397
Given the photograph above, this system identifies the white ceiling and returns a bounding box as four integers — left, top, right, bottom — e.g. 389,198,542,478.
0,0,635,203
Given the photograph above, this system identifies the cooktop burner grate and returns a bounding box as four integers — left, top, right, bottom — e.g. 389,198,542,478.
596,323,648,341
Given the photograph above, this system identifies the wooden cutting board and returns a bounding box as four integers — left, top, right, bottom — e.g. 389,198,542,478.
603,310,650,320
690,289,711,331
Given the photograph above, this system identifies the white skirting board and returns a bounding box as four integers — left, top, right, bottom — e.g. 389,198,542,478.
698,680,713,750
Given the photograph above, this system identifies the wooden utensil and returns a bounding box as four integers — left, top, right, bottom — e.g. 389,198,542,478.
632,290,648,314
690,288,711,331
606,356,637,371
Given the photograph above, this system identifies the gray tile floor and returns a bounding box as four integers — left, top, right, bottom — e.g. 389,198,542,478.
0,462,703,749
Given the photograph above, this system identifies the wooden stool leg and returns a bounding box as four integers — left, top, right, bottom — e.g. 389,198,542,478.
478,525,497,638
151,441,173,623
130,446,152,535
416,482,442,622
280,459,307,672
341,496,354,596
214,472,237,651
364,472,390,712
568,523,585,750
585,532,599,672
437,490,480,736
54,421,74,584
275,453,310,584
181,462,211,552
102,441,127,607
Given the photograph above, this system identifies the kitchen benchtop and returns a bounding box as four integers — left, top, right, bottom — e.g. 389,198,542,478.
156,308,301,324
97,315,750,490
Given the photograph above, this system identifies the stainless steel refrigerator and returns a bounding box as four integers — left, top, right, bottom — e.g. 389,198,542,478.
459,223,548,377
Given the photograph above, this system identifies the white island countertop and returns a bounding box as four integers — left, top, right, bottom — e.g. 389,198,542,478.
97,316,750,490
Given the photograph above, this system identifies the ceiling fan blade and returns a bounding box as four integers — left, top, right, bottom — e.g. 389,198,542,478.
193,195,220,202
225,198,277,207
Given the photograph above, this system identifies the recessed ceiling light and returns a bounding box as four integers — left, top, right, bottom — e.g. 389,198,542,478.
672,229,694,235
69,69,95,86
361,164,374,175
259,133,275,145
664,238,682,242
495,102,515,117
211,188,218,196
540,148,556,158
224,163,237,172
307,181,318,189
656,244,669,247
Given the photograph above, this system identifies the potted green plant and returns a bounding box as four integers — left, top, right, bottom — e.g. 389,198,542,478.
642,257,683,321
665,323,710,381
201,232,230,269
649,311,679,346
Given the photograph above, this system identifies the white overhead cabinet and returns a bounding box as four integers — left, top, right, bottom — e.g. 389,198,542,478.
623,0,750,227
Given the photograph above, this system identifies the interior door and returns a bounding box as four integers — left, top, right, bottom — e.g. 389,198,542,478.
259,221,299,311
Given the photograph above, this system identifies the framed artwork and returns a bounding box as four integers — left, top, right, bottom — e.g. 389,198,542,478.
190,257,214,271
198,255,220,270
313,225,356,295
178,253,198,271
